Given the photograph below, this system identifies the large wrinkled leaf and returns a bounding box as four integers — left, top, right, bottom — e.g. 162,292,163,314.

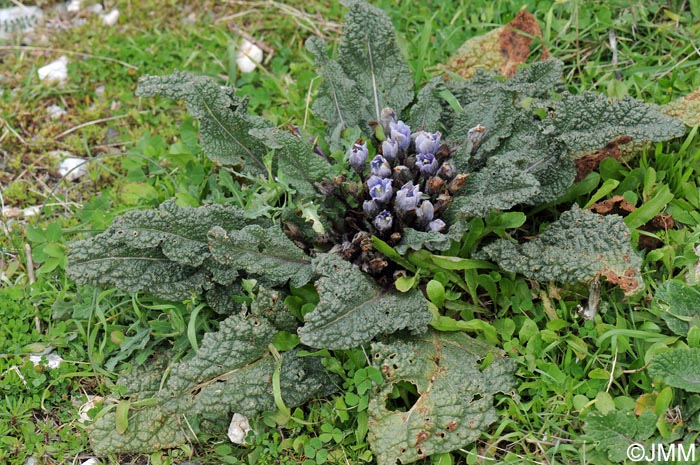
395,221,469,255
447,152,541,218
90,314,337,454
298,253,431,349
249,127,334,198
649,348,700,393
407,77,445,132
479,206,643,294
309,0,413,140
368,331,516,465
136,71,272,173
544,93,686,155
67,201,259,301
654,280,700,337
583,411,657,462
208,224,313,287
307,36,369,140
338,0,414,122
430,60,682,219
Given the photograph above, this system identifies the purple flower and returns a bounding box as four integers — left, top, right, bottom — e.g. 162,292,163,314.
416,200,434,226
390,120,411,151
428,219,446,232
414,130,441,154
394,181,422,214
373,210,393,232
381,138,399,162
368,176,393,204
370,155,392,178
348,142,368,171
416,153,438,177
363,199,379,219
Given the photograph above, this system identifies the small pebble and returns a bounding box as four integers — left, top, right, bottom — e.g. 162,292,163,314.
38,56,69,84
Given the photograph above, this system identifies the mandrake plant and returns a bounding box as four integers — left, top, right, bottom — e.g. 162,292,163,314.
67,1,685,463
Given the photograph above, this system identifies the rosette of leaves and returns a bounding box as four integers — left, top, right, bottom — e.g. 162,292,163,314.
67,0,685,461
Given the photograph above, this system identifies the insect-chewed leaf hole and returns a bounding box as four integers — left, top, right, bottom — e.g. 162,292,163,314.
385,381,420,412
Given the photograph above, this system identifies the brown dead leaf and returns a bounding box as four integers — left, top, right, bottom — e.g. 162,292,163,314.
575,136,633,181
589,195,674,250
445,10,549,79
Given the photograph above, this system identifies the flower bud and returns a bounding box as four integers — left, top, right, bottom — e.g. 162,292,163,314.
390,120,411,151
381,138,399,162
363,199,379,219
395,181,422,214
392,165,413,186
368,176,393,204
426,176,445,196
348,142,368,171
373,210,393,232
416,153,438,177
416,200,434,226
468,125,487,154
428,219,446,232
370,155,392,178
448,173,469,194
380,107,397,137
414,130,441,154
438,162,456,180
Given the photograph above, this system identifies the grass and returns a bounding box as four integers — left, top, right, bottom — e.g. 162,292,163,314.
2,0,700,464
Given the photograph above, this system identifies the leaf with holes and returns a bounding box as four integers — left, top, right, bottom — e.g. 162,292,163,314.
89,313,337,454
368,331,516,465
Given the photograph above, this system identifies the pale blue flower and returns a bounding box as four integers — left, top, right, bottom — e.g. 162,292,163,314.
373,210,393,232
381,138,399,162
368,176,393,204
348,142,368,171
370,155,392,178
416,153,438,177
414,130,441,154
395,181,421,213
390,120,411,151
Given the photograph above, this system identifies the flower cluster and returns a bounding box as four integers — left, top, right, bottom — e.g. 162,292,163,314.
347,109,463,238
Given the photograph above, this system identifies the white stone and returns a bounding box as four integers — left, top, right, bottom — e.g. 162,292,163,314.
58,157,87,181
47,104,67,119
227,413,252,444
0,6,43,39
80,458,100,465
87,4,103,14
38,56,69,84
66,0,81,13
29,353,63,369
236,39,263,74
101,9,119,26
77,395,102,423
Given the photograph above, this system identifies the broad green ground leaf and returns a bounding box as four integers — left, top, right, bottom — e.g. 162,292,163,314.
90,314,337,454
655,280,700,337
208,224,313,287
649,348,700,393
368,331,516,465
407,77,445,132
249,127,334,198
136,71,272,173
447,152,541,218
395,221,468,255
307,36,369,140
543,93,686,155
68,201,259,301
298,253,431,349
479,206,643,294
338,0,414,122
309,0,413,140
583,411,657,462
